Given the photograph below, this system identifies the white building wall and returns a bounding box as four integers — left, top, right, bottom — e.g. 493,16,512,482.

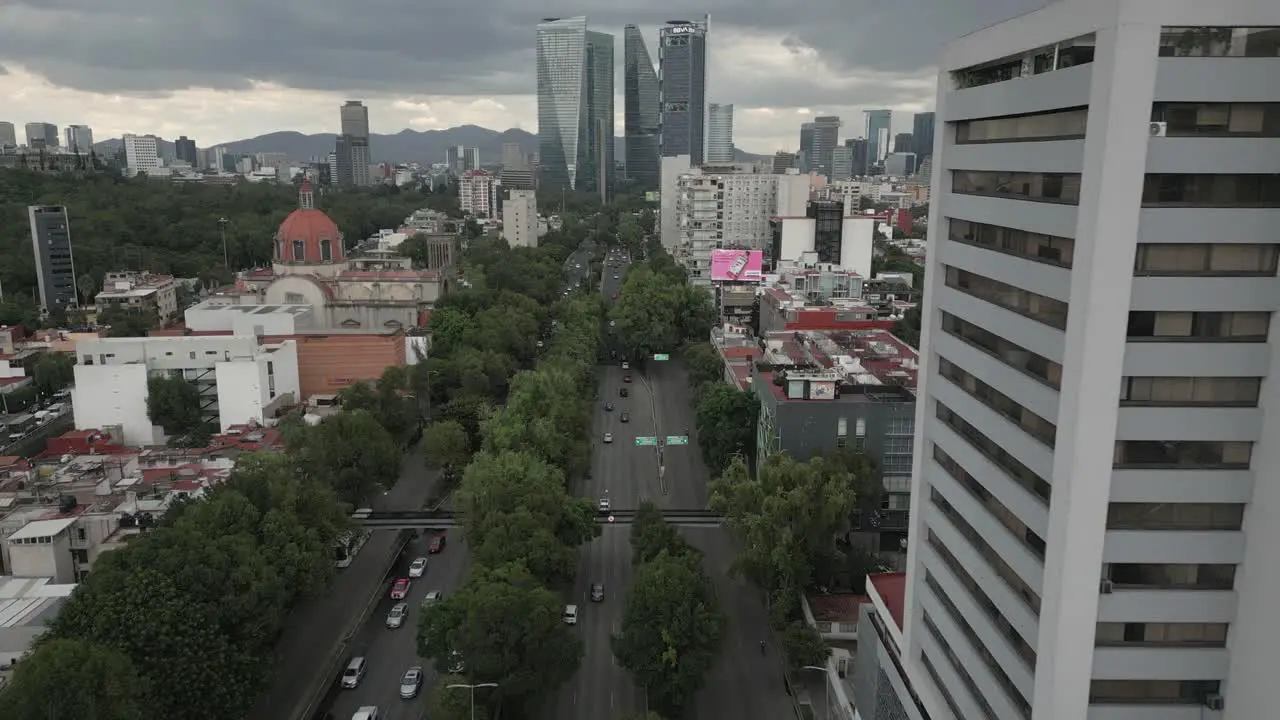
776,171,813,217
839,218,875,278
778,218,816,265
502,190,539,248
903,3,1280,720
122,134,160,174
659,154,692,249
705,103,735,163
72,363,154,445
8,536,75,583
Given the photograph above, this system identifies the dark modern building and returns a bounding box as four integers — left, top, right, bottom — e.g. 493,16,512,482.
772,151,799,173
336,101,371,186
535,17,613,201
624,24,660,190
798,122,815,173
28,206,78,312
808,199,845,264
844,138,869,177
864,109,892,174
893,132,914,154
582,30,615,201
24,122,58,150
911,111,935,161
174,136,198,166
810,116,842,178
658,17,709,162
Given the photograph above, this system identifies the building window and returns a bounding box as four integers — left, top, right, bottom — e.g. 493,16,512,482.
923,573,1033,719
955,107,1088,144
1126,311,1269,341
285,292,305,304
938,358,1057,447
1158,26,1280,57
1107,563,1236,591
1152,102,1280,136
927,531,1037,667
933,445,1045,558
945,267,1069,330
292,239,306,261
1119,376,1261,406
1107,503,1245,531
941,312,1063,389
1090,679,1222,706
321,239,333,262
1114,440,1252,469
948,219,1074,267
1142,174,1280,207
76,527,86,541
936,403,1051,502
1134,243,1278,275
920,613,1003,720
931,487,1042,614
951,170,1082,204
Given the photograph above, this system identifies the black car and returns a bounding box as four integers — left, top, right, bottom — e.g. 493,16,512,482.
620,413,630,423
590,583,605,602
619,387,629,397
604,402,614,411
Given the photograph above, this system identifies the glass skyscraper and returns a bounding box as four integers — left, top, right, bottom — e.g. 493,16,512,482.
658,16,709,162
536,17,614,200
864,109,892,174
624,24,660,190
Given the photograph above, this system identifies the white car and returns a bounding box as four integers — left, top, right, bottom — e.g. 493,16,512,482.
400,667,423,699
621,361,630,370
563,604,579,625
386,602,409,629
603,432,613,444
598,498,611,513
408,557,428,578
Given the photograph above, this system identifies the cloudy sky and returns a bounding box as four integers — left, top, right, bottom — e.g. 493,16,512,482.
0,0,1046,153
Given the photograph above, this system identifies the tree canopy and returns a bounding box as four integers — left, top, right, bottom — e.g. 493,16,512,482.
610,261,715,361
291,409,401,506
708,454,858,623
0,452,349,720
692,384,760,475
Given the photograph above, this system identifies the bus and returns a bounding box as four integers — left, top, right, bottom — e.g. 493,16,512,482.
6,414,37,441
334,530,371,568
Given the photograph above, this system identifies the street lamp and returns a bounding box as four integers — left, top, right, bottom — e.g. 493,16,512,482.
217,217,230,268
447,682,498,720
802,665,832,719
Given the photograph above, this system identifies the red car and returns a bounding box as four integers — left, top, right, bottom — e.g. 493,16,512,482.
390,578,411,600
428,534,447,554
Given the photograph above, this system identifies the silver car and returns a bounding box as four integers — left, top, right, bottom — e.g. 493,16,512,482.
400,666,423,699
386,602,409,629
408,557,428,578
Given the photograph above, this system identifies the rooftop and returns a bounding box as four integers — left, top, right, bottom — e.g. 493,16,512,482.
8,516,76,542
0,577,74,666
868,571,907,632
757,329,919,399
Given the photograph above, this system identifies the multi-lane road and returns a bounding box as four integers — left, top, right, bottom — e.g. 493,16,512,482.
544,248,795,719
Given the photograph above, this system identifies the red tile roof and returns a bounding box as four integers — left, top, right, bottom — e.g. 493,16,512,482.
807,593,869,622
869,572,907,632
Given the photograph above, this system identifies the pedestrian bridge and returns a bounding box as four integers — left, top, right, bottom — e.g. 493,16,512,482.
352,508,723,530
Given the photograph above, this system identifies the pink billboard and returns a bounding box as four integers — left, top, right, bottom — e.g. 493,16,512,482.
710,249,763,282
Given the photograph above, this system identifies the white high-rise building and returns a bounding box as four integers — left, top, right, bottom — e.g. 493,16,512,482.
459,170,496,218
502,189,539,248
895,3,1280,720
673,164,779,285
122,134,161,175
705,103,734,163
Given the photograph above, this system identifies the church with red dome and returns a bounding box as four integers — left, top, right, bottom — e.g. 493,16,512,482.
229,181,445,330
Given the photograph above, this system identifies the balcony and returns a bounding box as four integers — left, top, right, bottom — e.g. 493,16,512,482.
851,508,909,532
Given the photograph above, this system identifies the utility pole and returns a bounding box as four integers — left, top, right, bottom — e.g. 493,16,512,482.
447,682,498,720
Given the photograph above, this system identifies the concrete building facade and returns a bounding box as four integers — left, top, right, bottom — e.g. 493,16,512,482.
904,3,1280,720
705,103,735,163
28,205,77,313
502,189,539,248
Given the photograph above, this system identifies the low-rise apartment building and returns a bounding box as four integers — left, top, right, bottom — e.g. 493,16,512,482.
72,335,300,445
852,572,930,720
95,271,180,323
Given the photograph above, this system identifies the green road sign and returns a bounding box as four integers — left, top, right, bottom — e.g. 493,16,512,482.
653,353,670,361
666,435,689,445
635,436,658,446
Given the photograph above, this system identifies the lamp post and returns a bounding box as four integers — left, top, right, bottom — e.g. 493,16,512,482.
802,665,832,720
447,682,498,720
217,217,230,268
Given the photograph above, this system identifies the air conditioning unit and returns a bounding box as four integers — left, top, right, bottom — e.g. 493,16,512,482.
1203,693,1225,711
1149,122,1168,137
1099,579,1114,594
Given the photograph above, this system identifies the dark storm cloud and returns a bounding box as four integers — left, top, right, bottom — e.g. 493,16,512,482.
0,0,1047,102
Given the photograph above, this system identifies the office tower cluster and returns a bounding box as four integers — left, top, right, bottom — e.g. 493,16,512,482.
0,121,96,153
537,15,732,199
791,108,936,181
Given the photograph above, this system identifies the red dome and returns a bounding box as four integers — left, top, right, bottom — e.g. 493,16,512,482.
276,209,343,264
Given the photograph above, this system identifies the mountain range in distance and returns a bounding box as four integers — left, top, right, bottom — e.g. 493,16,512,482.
92,125,772,167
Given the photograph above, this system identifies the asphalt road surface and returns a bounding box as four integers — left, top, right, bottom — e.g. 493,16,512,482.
544,245,794,719
248,446,442,720
327,532,472,720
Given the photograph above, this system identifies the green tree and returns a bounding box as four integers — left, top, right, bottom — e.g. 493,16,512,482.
295,409,401,505
892,304,922,348
682,342,724,389
422,419,472,470
630,500,690,565
418,563,582,711
780,621,830,671
146,374,204,436
693,385,759,474
708,455,856,623
97,304,160,337
425,675,488,720
456,451,597,585
0,638,146,720
611,267,684,359
76,273,98,304
337,380,378,412
482,366,592,477
829,447,883,512
32,352,75,397
612,550,726,715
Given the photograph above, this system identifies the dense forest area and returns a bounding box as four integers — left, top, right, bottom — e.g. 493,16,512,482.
0,169,452,325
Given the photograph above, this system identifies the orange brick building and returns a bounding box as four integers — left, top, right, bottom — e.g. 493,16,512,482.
279,332,407,398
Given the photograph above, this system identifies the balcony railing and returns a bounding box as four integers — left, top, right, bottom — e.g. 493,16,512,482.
851,508,910,532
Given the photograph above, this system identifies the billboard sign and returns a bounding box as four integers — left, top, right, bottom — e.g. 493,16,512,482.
710,249,763,282
644,191,661,202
